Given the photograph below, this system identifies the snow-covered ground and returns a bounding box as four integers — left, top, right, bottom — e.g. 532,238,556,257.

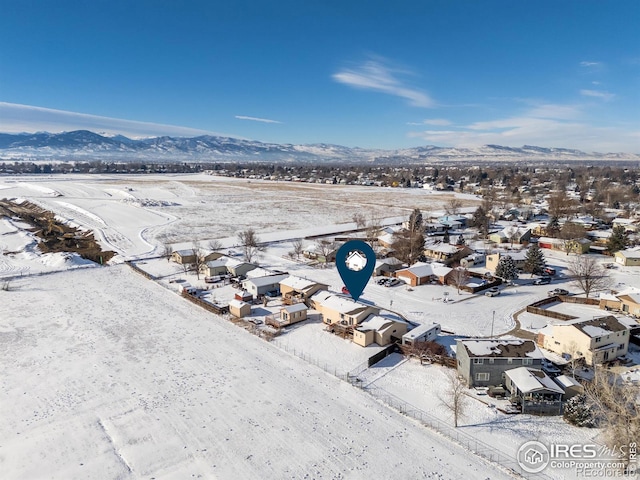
1,266,514,480
2,174,639,479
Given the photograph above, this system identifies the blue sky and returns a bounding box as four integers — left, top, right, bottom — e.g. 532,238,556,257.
1,0,639,152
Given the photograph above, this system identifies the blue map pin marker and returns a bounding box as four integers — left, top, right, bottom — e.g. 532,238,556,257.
335,240,376,302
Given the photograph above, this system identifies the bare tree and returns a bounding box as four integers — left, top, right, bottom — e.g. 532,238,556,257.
352,212,367,229
585,368,640,470
237,228,265,264
567,256,611,298
445,198,463,216
365,213,383,252
449,267,470,294
291,238,304,260
439,369,468,427
314,239,337,265
191,241,206,280
208,239,223,252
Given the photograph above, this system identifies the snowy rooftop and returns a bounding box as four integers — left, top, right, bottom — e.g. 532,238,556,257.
425,243,460,254
228,299,249,309
358,315,394,332
280,275,319,290
243,273,289,288
310,291,374,315
554,375,582,390
506,368,564,394
281,303,307,313
459,339,544,359
564,316,628,337
618,247,640,259
404,322,440,340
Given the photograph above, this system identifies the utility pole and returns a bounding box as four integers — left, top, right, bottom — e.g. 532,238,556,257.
491,310,495,338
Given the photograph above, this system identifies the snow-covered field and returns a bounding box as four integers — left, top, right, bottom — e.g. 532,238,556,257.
1,174,638,479
1,266,514,480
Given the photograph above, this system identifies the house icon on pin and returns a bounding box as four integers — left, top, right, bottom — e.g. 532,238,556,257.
346,250,367,271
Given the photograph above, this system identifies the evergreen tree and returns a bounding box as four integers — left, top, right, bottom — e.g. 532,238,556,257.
563,394,597,428
495,255,518,281
607,225,628,253
456,235,466,246
546,216,561,238
523,243,546,276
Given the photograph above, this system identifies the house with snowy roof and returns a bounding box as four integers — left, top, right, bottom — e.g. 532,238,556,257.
423,243,472,265
456,338,544,387
537,315,631,365
612,217,639,233
504,367,564,415
489,227,531,245
353,313,408,347
279,275,328,303
374,257,404,277
241,274,290,298
200,256,257,277
599,287,640,317
485,250,527,273
615,247,640,267
394,262,452,286
310,291,379,326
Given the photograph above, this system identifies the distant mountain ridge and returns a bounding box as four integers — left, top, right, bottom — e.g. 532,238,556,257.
0,130,638,163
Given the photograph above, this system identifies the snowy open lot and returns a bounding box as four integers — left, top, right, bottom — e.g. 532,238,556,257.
0,266,513,480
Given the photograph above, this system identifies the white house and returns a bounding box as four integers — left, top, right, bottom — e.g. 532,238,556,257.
402,322,441,346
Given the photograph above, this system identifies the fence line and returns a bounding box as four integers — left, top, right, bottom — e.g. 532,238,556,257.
267,336,552,480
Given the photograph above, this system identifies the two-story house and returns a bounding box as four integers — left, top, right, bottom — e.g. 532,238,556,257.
456,338,544,387
537,316,631,365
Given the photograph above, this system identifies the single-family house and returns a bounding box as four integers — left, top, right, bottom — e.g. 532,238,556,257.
504,367,564,415
377,232,396,249
424,222,447,235
612,217,639,233
615,247,640,267
537,316,631,365
200,256,258,278
423,243,472,265
489,227,531,245
599,287,640,317
310,291,379,326
537,236,592,254
171,249,197,265
374,257,404,277
279,275,329,303
456,338,544,387
438,215,467,228
353,313,408,347
303,243,339,263
394,262,452,286
485,250,527,273
228,299,251,318
402,322,441,346
242,274,290,298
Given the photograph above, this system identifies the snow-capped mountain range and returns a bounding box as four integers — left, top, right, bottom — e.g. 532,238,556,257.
0,130,638,163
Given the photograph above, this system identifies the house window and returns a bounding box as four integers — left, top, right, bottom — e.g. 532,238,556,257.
473,358,484,365
618,344,625,350
522,358,533,365
595,337,602,343
488,358,494,364
476,373,490,381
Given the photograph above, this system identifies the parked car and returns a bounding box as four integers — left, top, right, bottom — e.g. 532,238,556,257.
376,278,387,285
548,288,569,297
385,278,401,287
543,267,556,276
533,277,551,285
341,285,350,294
264,290,280,298
485,287,501,297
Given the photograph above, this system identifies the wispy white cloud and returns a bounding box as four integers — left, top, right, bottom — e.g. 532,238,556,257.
0,102,235,138
407,102,638,152
580,89,615,101
332,59,434,107
580,61,602,68
235,115,282,124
